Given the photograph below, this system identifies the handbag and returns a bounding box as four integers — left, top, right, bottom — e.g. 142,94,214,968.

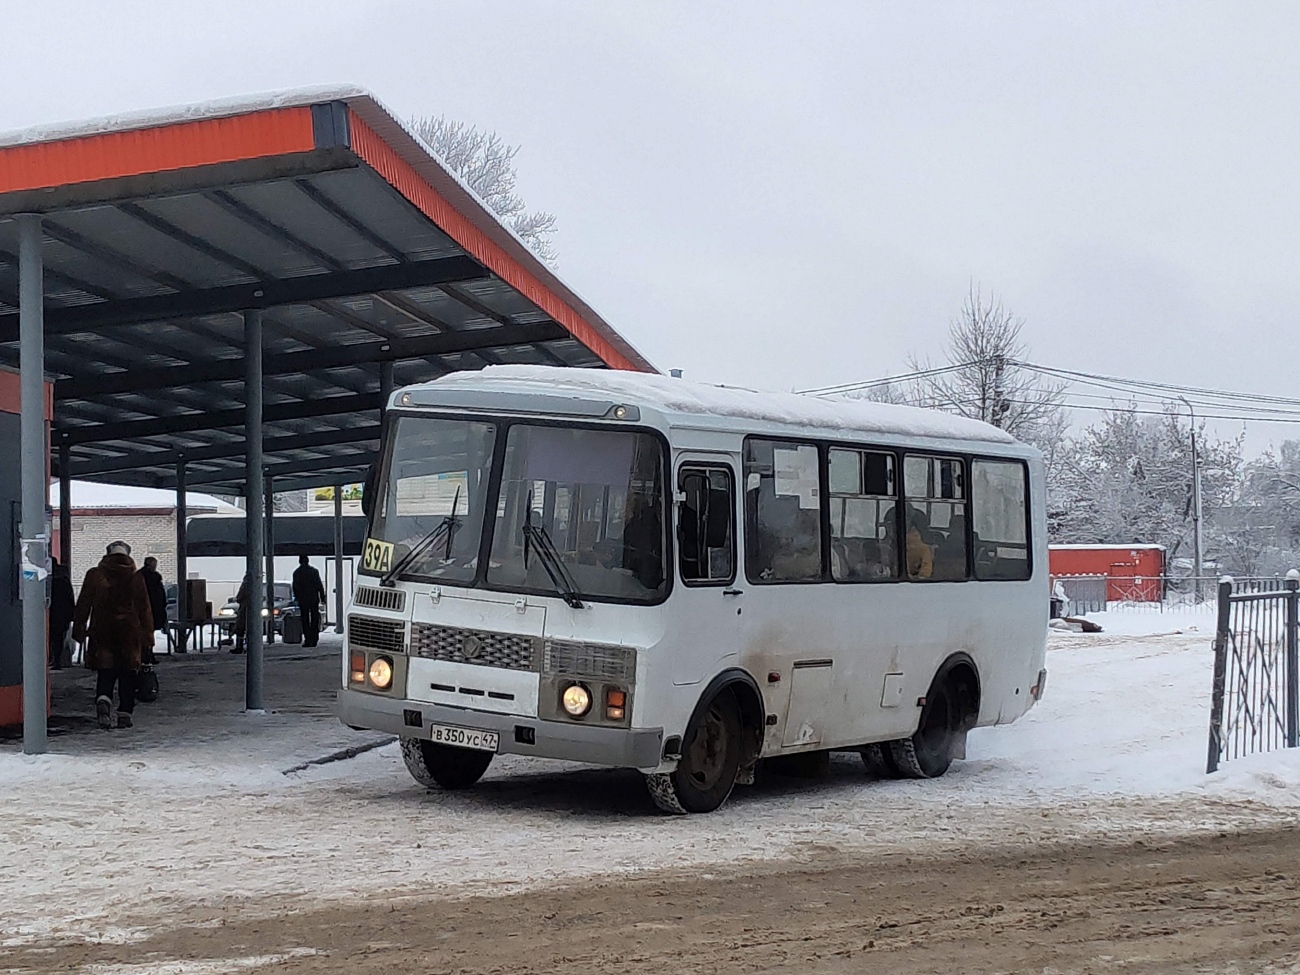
136,665,160,703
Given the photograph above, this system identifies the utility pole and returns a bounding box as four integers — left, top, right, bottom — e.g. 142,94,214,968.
990,354,1008,429
1180,397,1204,602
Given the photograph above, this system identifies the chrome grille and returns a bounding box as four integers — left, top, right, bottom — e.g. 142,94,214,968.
543,640,636,682
411,624,537,671
348,616,406,655
353,587,406,612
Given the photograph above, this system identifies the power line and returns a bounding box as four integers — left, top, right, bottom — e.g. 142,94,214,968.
798,361,976,396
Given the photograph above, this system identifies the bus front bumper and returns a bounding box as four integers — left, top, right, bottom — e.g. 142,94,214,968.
336,687,665,771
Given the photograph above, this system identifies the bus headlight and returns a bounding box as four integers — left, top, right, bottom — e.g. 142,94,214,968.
368,656,394,690
561,683,592,717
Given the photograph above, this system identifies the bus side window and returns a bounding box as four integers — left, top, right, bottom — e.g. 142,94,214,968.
744,439,822,583
972,460,1031,580
903,454,968,581
678,466,735,585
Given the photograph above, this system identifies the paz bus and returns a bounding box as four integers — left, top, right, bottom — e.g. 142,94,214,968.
337,366,1047,814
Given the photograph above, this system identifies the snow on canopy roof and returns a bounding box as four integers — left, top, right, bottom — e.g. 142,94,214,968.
49,480,239,513
421,366,1017,444
0,84,653,374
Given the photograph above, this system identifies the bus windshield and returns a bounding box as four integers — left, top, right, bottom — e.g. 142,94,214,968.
366,415,668,603
365,415,496,583
487,424,667,604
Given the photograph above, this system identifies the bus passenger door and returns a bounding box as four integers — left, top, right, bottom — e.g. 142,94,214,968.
671,458,742,687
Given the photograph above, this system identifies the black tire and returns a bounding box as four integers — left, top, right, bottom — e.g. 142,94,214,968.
889,685,957,779
860,741,899,779
646,691,744,814
401,737,493,790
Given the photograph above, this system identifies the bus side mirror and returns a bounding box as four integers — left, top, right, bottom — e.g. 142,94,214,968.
361,463,377,519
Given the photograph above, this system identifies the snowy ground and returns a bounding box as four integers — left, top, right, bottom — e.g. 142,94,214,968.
3,609,1299,950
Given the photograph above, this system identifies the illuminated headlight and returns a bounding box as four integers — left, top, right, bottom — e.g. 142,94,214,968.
260,608,270,618
561,683,592,717
219,607,234,617
368,656,394,690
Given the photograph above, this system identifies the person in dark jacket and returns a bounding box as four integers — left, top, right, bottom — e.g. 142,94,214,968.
48,557,76,669
291,555,328,648
233,574,250,654
139,556,168,664
72,541,153,730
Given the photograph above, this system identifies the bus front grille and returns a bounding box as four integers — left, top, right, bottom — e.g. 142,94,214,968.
348,616,407,655
353,587,406,613
543,641,636,682
411,624,538,672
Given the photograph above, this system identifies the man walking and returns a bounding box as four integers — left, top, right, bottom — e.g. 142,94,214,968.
292,555,327,648
72,541,153,730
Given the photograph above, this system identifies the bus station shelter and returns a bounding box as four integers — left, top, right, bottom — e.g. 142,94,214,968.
0,86,652,753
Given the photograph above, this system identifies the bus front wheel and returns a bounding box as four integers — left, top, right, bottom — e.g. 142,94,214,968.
401,737,493,790
646,691,743,814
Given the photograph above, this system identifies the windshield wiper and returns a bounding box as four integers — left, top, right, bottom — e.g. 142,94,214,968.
380,487,461,587
522,497,584,609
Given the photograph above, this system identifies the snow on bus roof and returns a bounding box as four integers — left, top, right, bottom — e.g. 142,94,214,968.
422,366,1017,444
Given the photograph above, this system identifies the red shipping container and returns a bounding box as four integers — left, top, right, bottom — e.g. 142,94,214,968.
1049,544,1166,602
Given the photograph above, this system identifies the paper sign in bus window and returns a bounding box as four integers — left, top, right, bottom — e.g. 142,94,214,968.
774,446,820,510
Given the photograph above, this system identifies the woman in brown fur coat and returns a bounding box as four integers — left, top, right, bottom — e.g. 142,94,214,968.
72,540,154,730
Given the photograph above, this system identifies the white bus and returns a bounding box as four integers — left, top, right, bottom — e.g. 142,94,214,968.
337,366,1047,814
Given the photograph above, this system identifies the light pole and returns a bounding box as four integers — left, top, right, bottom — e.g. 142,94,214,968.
1179,397,1204,602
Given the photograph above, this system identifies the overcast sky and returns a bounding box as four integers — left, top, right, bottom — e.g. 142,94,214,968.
3,1,1297,448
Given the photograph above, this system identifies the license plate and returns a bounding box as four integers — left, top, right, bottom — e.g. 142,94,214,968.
429,723,499,752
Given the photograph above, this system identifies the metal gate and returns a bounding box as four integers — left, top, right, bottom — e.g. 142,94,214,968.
1206,573,1300,773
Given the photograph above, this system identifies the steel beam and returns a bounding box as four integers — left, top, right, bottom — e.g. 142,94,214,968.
69,424,382,477
55,321,566,400
18,215,47,754
59,393,383,446
181,450,377,489
0,256,488,342
244,310,265,711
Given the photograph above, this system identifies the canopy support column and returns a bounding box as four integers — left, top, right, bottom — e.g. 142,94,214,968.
57,443,71,571
175,459,187,653
244,309,265,711
265,477,275,645
333,485,344,634
379,362,395,416
18,214,46,755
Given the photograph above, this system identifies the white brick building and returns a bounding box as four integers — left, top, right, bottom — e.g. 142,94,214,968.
51,482,240,589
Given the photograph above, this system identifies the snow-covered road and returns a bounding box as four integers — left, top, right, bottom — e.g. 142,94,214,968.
4,610,1299,949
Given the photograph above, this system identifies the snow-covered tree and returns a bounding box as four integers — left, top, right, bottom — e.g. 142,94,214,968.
409,115,558,265
902,286,1065,442
1050,408,1243,562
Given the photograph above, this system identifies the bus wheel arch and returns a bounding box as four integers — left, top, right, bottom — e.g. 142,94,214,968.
645,669,764,814
890,653,981,780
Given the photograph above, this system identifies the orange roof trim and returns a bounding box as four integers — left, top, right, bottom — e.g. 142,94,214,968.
0,107,315,195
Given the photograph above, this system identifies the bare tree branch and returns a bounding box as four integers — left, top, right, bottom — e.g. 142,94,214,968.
409,115,559,265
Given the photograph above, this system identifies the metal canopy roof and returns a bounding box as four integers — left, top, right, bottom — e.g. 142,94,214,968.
0,86,653,495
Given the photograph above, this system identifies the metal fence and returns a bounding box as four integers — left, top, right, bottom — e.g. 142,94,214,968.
1051,574,1294,615
1206,573,1300,773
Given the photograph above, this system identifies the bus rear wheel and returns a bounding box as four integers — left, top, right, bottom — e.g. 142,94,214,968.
860,741,899,778
646,691,743,814
401,737,494,790
889,685,957,779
